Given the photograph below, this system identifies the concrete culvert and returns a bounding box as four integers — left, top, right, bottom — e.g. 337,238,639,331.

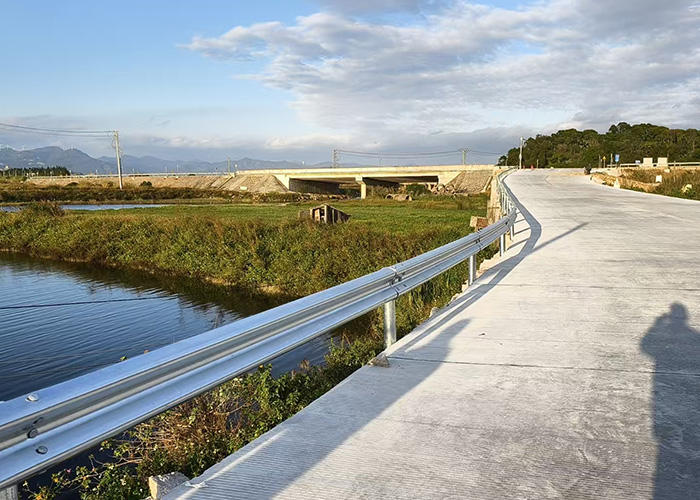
385,194,413,201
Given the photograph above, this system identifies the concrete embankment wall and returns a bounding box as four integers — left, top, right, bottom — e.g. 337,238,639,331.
446,170,493,194
27,174,290,194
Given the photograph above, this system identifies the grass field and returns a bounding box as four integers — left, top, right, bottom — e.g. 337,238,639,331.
87,196,487,234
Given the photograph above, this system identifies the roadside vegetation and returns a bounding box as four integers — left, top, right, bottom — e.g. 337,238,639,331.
621,168,700,201
0,194,494,499
503,122,700,168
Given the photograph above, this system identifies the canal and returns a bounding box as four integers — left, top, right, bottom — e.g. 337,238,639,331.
0,253,331,402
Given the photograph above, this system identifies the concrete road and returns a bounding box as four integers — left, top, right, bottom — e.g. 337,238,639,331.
166,171,700,500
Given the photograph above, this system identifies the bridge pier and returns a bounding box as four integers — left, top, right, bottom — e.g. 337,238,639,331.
358,181,367,199
355,176,400,199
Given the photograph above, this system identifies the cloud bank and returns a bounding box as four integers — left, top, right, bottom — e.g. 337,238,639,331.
184,0,700,156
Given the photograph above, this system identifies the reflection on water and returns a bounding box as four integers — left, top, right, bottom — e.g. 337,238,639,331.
0,253,331,401
0,203,167,212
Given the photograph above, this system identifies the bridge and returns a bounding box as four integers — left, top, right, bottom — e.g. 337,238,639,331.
26,164,497,198
247,164,496,198
162,170,700,499
3,169,700,499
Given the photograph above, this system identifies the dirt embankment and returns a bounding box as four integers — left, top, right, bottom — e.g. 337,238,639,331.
591,172,659,192
27,174,289,194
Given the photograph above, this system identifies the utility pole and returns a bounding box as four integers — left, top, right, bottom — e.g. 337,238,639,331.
460,148,468,165
227,157,231,175
519,137,524,169
113,131,123,189
332,149,339,168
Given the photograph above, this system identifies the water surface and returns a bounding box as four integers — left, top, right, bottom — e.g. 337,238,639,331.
0,203,167,212
0,254,329,401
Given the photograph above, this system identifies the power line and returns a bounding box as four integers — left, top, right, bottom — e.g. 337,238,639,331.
336,149,462,158
0,122,125,188
0,122,113,136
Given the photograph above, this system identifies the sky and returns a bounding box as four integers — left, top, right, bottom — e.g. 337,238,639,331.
1,0,699,164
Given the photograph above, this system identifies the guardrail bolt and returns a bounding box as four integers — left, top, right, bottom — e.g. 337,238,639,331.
36,446,48,455
27,428,39,439
26,394,39,402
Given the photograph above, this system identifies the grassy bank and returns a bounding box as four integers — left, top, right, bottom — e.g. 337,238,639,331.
4,196,493,499
0,184,320,204
620,168,700,200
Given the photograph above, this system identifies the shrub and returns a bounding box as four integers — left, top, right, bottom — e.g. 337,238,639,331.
405,183,430,197
21,201,64,217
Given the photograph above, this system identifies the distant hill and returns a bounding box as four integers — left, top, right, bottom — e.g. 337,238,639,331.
0,146,112,174
505,123,700,168
0,146,306,174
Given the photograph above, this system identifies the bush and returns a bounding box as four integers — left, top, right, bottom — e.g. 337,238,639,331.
405,183,430,197
21,201,64,217
140,181,153,188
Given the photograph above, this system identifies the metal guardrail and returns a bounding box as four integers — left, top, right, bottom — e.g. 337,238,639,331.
0,170,518,491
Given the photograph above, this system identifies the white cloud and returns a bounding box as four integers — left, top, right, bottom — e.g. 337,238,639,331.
184,0,700,154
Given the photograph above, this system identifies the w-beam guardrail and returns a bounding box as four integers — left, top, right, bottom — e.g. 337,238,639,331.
0,170,518,491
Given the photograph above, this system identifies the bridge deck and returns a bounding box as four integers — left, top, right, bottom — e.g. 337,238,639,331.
166,171,700,499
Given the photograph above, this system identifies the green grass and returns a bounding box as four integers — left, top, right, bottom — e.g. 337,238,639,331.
0,185,314,204
0,196,489,325
88,196,486,234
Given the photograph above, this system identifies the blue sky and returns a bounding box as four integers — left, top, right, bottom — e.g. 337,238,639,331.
1,0,699,163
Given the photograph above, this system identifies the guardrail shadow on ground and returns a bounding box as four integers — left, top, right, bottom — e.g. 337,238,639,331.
403,178,590,339
171,318,473,498
641,303,700,498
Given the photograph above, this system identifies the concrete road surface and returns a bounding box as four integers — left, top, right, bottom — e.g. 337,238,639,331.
166,170,700,500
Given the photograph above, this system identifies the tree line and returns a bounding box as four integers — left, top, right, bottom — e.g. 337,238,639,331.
0,166,71,177
500,123,700,168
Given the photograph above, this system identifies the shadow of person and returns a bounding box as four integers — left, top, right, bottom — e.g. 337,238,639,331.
641,303,700,498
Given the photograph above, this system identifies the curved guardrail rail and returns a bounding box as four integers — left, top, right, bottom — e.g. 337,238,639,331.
0,169,519,491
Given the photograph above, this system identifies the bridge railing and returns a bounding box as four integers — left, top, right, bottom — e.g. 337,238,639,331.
0,170,518,492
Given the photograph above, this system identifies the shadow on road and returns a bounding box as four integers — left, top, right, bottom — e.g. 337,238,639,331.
641,303,700,498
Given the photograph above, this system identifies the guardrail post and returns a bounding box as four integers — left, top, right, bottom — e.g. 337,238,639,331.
509,221,515,240
499,233,506,257
383,300,397,348
468,254,476,286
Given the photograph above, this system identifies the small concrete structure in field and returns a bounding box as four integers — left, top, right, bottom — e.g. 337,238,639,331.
298,204,350,224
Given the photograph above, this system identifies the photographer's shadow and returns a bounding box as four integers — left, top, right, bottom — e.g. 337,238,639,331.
641,303,700,498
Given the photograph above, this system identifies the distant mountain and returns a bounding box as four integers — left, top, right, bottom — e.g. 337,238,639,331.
0,146,112,174
0,146,308,174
